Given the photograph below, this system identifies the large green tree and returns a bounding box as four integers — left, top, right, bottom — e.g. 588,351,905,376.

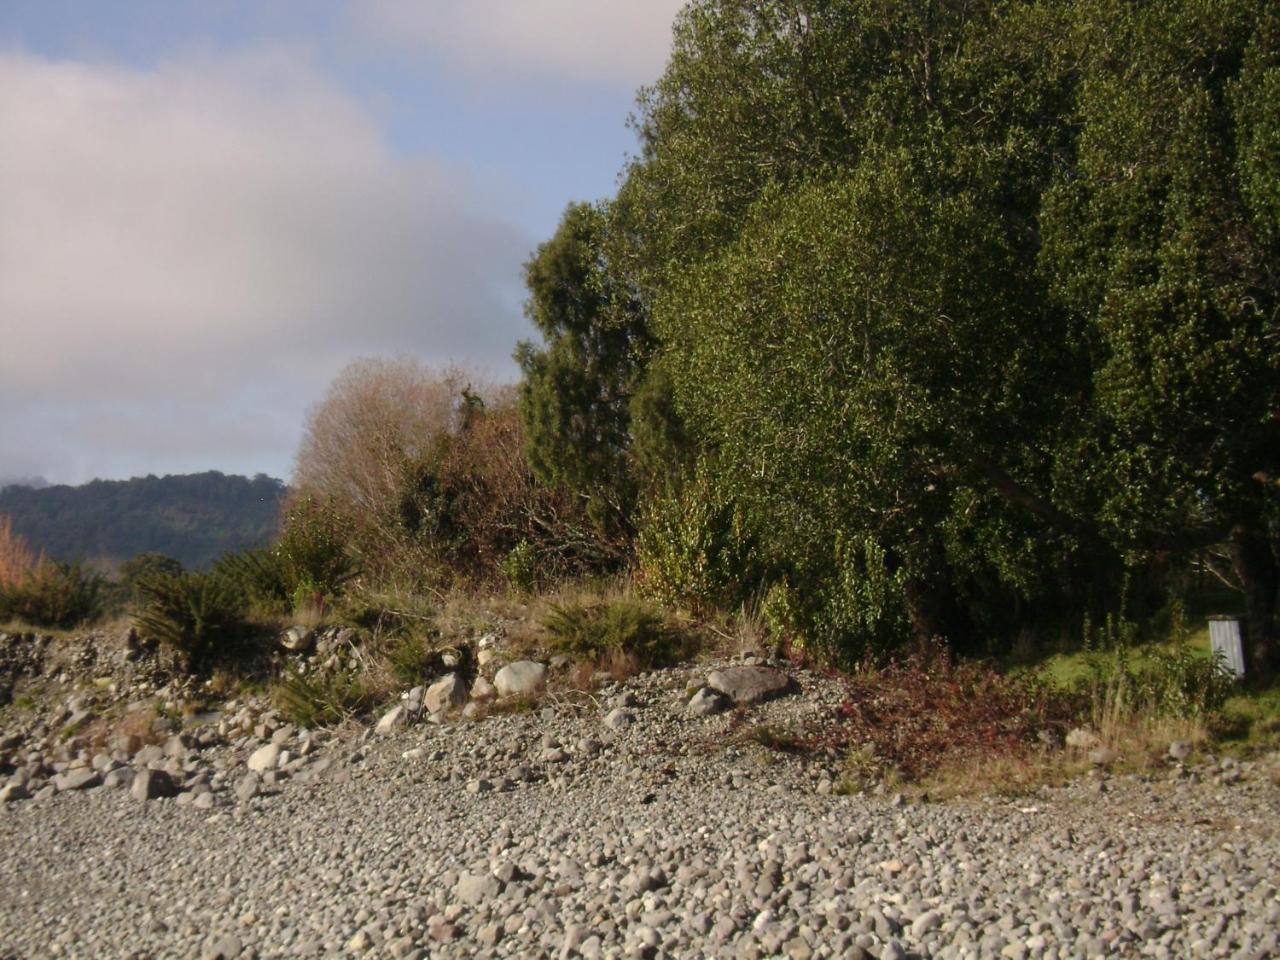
521,0,1280,669
516,202,656,531
1041,0,1280,671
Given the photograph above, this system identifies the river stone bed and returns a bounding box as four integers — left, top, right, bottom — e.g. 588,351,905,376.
2,658,1279,959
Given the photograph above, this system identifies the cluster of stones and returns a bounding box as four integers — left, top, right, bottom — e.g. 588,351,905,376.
0,688,338,809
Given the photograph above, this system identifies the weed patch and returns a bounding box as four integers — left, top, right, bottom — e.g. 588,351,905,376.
823,653,1079,786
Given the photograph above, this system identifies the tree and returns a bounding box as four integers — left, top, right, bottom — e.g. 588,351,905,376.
516,202,654,530
1040,0,1280,672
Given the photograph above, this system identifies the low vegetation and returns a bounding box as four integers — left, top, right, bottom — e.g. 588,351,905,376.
3,0,1278,800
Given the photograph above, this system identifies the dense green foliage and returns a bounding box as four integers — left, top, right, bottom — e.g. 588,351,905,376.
517,0,1280,669
133,570,247,667
0,472,285,570
516,202,655,531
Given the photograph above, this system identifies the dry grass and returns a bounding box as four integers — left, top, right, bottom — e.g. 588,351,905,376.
0,514,42,589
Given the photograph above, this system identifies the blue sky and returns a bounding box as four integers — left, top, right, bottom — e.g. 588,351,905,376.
0,0,685,485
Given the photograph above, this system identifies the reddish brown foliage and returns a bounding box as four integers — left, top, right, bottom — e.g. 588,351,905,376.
823,654,1081,781
0,514,42,590
438,396,627,583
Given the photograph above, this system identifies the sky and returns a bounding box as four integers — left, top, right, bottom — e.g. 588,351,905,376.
0,0,686,486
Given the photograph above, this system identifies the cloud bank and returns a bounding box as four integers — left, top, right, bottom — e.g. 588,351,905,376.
355,0,687,90
0,48,531,483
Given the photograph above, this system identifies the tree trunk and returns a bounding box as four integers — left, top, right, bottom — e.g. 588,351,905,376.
1233,523,1279,680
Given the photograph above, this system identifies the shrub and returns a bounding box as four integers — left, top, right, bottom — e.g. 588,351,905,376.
273,668,376,728
0,515,105,627
1079,624,1237,722
635,468,758,612
502,540,536,593
541,595,690,669
214,496,355,618
0,559,105,629
134,571,247,668
827,653,1079,785
290,358,619,593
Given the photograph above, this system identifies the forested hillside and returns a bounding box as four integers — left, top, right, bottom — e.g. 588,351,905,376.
0,472,285,569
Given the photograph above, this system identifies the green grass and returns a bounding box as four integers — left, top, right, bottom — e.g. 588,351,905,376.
1025,625,1216,691
1212,685,1280,751
1007,622,1280,755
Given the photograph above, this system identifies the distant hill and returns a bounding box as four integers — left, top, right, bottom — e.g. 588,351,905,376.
0,475,48,491
0,471,287,570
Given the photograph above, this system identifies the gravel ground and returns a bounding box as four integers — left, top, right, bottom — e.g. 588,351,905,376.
3,652,1280,960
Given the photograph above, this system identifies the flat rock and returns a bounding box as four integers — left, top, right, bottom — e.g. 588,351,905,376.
494,661,546,698
603,708,634,731
234,772,261,802
247,743,280,773
202,933,242,960
706,666,798,706
455,871,504,905
53,768,101,792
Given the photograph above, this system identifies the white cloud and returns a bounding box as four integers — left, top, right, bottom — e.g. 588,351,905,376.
355,0,687,90
0,48,531,482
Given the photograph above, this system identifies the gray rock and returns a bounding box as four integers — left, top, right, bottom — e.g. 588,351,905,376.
0,782,30,803
375,705,409,734
131,769,177,801
425,673,467,715
687,687,730,717
1066,727,1101,750
247,743,280,773
706,666,799,705
471,676,496,701
911,910,942,938
405,686,424,714
494,660,547,697
455,871,504,905
234,772,261,802
103,768,133,790
1088,746,1116,766
53,768,101,792
202,933,242,959
280,626,313,653
603,708,634,731
1168,740,1192,761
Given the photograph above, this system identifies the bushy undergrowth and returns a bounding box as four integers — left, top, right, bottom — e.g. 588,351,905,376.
133,571,248,668
540,594,692,670
0,514,105,628
0,560,105,629
273,668,376,728
1075,605,1238,722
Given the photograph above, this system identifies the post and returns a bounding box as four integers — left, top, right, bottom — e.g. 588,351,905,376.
1208,617,1246,680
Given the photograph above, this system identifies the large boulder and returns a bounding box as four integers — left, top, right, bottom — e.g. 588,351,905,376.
425,673,468,715
706,666,798,706
494,661,547,698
